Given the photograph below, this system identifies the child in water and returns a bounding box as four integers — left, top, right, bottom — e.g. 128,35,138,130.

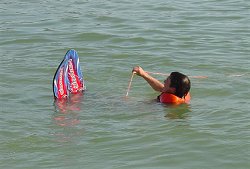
132,66,191,104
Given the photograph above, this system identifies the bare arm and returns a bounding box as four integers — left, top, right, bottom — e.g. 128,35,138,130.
132,66,164,92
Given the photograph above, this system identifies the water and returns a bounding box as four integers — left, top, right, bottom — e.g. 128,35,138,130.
1,0,250,168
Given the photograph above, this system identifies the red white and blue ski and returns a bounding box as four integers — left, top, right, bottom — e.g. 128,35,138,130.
53,49,84,99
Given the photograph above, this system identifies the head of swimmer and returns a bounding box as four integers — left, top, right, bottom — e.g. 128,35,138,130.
163,72,191,98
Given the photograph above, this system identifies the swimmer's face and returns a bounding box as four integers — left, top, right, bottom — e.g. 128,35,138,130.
162,76,171,92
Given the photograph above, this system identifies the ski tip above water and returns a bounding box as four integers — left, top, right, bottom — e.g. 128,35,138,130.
53,49,85,99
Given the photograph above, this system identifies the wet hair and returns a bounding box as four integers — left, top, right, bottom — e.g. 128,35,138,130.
169,72,191,98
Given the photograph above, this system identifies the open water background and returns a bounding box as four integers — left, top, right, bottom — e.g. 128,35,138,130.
1,0,250,168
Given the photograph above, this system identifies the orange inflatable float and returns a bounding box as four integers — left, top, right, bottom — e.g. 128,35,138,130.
158,92,191,104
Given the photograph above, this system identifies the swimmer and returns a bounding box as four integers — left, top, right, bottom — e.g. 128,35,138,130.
132,66,191,104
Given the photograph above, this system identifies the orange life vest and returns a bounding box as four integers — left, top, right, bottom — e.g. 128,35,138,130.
158,92,191,104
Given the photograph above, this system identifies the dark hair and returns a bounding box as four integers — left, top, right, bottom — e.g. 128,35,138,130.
169,72,191,98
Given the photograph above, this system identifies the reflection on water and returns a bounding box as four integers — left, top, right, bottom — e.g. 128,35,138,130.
163,103,191,119
52,93,84,142
53,93,84,126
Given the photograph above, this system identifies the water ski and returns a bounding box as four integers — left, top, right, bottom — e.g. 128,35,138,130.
53,49,85,99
